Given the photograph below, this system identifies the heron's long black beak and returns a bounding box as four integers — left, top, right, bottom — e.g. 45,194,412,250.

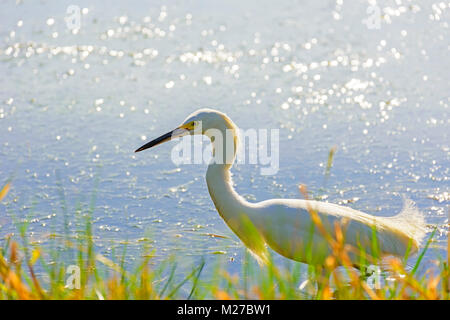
135,127,188,153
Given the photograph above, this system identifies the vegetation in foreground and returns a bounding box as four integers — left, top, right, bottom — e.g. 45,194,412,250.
0,178,448,300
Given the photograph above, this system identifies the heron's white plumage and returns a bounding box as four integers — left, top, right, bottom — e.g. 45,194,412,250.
206,157,426,266
137,108,428,267
197,109,427,266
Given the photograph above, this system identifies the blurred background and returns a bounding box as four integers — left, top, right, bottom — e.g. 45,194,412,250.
0,0,448,278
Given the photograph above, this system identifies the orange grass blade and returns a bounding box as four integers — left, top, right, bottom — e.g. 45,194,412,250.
0,182,11,201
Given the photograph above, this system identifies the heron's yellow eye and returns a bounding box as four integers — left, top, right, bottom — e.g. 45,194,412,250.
180,121,196,130
189,121,199,130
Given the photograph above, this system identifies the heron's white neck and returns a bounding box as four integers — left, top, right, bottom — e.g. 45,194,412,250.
204,123,267,262
205,122,249,218
206,163,249,217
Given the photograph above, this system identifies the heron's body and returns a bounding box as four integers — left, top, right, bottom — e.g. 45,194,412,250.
136,108,427,266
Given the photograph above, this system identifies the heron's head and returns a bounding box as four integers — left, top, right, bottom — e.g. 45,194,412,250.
135,108,238,153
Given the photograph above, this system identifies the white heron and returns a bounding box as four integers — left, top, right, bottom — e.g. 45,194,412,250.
135,108,426,267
